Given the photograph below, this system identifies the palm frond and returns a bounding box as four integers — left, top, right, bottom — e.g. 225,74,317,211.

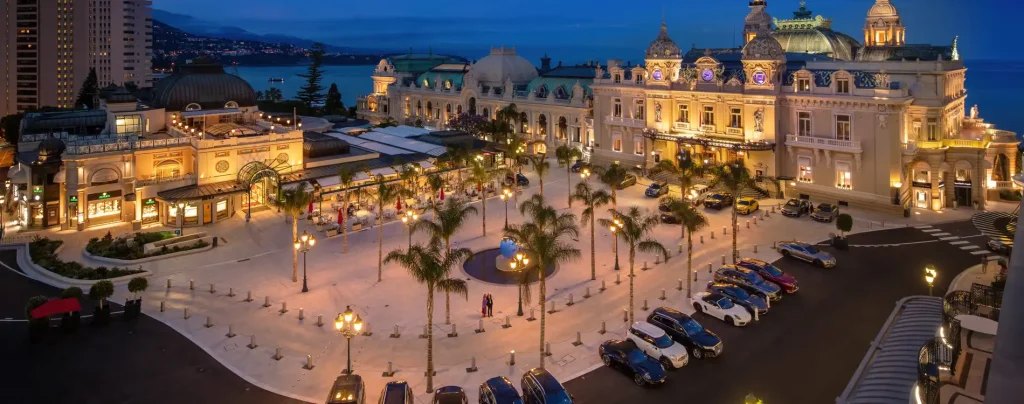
638,239,669,260
437,278,469,300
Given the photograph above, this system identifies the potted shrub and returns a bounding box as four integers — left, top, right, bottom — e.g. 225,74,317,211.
834,213,853,250
125,277,148,320
89,280,114,326
60,287,83,333
25,295,50,343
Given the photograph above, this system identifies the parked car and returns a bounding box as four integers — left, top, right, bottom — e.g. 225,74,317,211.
479,377,524,404
521,368,573,404
987,239,1013,255
777,241,837,268
660,212,680,224
570,160,587,173
658,198,673,212
505,173,529,186
598,339,667,386
626,321,689,369
781,198,811,217
686,184,710,205
735,197,759,215
380,381,415,404
706,282,768,317
326,374,365,404
736,258,799,293
713,265,782,301
433,386,469,404
645,181,669,197
615,174,638,190
703,192,733,209
646,307,723,360
811,203,839,222
691,292,753,327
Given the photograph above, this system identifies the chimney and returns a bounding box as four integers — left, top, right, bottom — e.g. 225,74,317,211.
540,53,552,73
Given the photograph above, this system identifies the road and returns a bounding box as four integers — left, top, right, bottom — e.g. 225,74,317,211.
564,220,990,403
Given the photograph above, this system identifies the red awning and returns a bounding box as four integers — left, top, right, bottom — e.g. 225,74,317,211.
30,298,82,319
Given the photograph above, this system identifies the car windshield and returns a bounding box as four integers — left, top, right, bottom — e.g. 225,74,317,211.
762,264,784,277
709,194,723,201
817,204,833,212
626,348,648,364
716,298,734,309
650,184,661,189
737,200,749,206
681,319,704,334
803,245,820,254
726,286,750,299
652,333,674,348
785,200,799,207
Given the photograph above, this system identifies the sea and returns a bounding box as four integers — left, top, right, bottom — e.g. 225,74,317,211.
235,60,1023,135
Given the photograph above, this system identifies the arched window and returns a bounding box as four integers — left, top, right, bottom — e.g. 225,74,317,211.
536,86,548,98
456,104,462,115
468,98,477,115
224,101,239,109
538,114,548,137
417,100,422,116
422,78,430,88
185,103,201,111
155,160,182,179
444,80,452,89
555,86,567,100
994,154,1010,182
90,168,120,185
519,112,528,133
427,102,434,118
482,108,489,119
558,116,568,139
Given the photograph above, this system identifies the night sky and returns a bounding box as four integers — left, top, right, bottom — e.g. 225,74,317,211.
154,0,1018,63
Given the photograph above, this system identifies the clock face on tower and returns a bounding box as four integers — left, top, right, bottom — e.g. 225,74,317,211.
652,69,663,81
701,68,714,82
752,70,767,85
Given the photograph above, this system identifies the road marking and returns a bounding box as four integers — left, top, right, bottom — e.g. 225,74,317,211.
916,225,934,229
949,241,970,245
960,245,980,250
970,250,990,256
940,236,960,241
921,229,941,233
932,232,952,237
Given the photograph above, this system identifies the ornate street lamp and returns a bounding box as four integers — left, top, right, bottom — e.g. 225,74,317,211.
176,201,186,236
400,211,419,248
924,265,937,296
499,188,513,230
295,230,316,293
334,306,363,375
510,252,530,316
610,219,622,271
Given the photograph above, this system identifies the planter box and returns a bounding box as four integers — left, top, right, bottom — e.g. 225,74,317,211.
326,229,339,238
832,237,849,250
123,299,142,320
61,312,81,333
143,232,208,255
352,223,363,231
29,319,48,343
92,305,111,326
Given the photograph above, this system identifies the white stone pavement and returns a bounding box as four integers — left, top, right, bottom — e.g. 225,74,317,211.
16,160,1015,403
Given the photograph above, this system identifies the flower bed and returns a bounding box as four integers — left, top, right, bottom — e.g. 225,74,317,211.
29,237,145,280
86,231,208,260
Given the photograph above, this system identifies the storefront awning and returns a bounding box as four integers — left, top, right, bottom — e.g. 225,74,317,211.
314,176,341,188
157,180,249,201
280,181,312,192
368,167,396,177
418,161,435,170
642,131,776,152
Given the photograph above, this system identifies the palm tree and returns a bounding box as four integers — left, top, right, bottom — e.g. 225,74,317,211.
649,159,704,200
570,181,612,280
707,160,765,263
373,175,402,282
599,207,668,323
526,154,550,196
663,197,708,298
337,166,360,254
468,160,497,236
426,173,444,206
596,162,628,209
266,87,283,102
555,145,583,207
444,147,471,193
273,182,314,282
504,194,580,369
384,242,470,393
412,198,478,324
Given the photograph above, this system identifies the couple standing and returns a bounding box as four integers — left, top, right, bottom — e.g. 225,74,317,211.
481,294,494,317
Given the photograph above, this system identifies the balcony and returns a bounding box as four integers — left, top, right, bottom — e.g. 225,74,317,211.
943,138,989,149
136,173,196,187
674,121,691,130
700,124,716,133
604,116,645,128
785,134,862,153
725,127,743,137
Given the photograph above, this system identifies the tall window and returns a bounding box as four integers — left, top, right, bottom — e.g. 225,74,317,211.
614,74,622,84
730,108,742,128
613,98,622,118
635,73,644,85
702,106,715,126
835,115,851,141
677,104,689,123
836,161,852,189
912,119,922,139
797,78,811,92
798,112,811,136
836,79,850,94
797,156,812,183
927,118,938,141
635,100,645,120
634,140,644,156
115,114,141,134
612,136,623,152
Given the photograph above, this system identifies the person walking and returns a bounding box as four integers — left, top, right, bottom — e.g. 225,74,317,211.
486,294,494,317
481,294,488,318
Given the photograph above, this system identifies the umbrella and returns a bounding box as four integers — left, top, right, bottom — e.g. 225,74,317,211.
337,208,344,225
307,201,313,215
396,199,402,210
440,188,445,200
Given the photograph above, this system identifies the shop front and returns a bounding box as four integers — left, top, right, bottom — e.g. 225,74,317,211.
162,196,236,227
140,198,160,225
85,190,123,227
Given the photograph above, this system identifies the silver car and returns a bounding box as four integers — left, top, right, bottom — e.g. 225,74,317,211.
777,241,837,268
810,203,839,222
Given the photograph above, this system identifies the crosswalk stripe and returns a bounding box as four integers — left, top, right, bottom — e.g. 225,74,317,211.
932,232,952,237
971,211,1015,246
921,228,941,233
970,250,990,255
939,236,960,240
949,241,969,245
916,225,935,229
961,245,980,250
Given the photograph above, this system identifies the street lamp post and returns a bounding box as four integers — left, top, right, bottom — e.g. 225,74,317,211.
500,188,512,230
925,265,937,296
294,230,316,293
401,211,418,248
610,219,622,271
176,201,186,236
510,253,530,316
580,168,591,182
334,306,363,375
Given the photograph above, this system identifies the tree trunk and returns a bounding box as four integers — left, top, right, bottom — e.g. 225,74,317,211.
590,213,596,280
342,191,349,254
539,175,544,196
680,220,685,240
628,248,635,324
445,238,451,325
482,183,487,236
686,229,693,299
426,287,435,392
292,213,298,282
731,201,738,263
567,168,572,208
612,189,617,210
378,201,384,282
539,258,547,369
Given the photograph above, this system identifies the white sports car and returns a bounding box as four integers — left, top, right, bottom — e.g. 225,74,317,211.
692,292,753,327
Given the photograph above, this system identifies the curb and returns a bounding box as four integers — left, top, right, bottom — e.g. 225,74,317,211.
0,243,152,289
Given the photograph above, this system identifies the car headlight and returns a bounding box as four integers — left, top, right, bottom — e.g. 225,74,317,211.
643,372,651,380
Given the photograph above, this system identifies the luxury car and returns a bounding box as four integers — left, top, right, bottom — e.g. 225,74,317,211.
615,174,638,190
691,292,753,327
987,239,1012,255
570,160,587,173
777,241,837,268
326,374,365,404
659,212,680,224
736,258,799,293
521,368,573,404
811,203,839,222
703,192,734,209
686,184,710,205
598,339,667,386
713,265,782,301
645,181,670,197
433,386,469,404
705,282,768,317
504,173,529,186
479,377,524,404
781,198,811,217
735,197,759,215
646,307,723,360
380,381,415,404
626,321,689,369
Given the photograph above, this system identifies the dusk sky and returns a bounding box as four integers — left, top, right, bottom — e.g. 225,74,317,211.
153,0,1016,63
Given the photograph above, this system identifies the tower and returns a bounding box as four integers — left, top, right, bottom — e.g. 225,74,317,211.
864,0,905,46
743,0,772,45
741,28,786,93
645,21,682,86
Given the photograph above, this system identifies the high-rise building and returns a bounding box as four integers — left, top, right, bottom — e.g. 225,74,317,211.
0,0,151,117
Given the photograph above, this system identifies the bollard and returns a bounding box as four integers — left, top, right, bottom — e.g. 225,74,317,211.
754,217,758,226
600,280,607,292
226,324,236,338
262,296,271,308
467,356,478,373
503,315,511,329
642,299,649,311
247,335,257,349
567,294,575,306
167,278,172,289
204,316,213,328
273,346,283,360
700,235,704,244
746,220,750,229
189,279,195,290
622,309,628,322
160,301,165,312
317,314,324,327
448,323,458,337
476,319,485,334
362,322,373,337
245,291,253,302
509,350,516,366
547,300,557,314
383,361,394,377
773,240,777,249
419,325,428,339
527,308,536,321
584,287,591,299
573,331,583,346
660,289,666,300
615,272,621,285
599,320,607,334
545,342,552,357
210,283,216,294
299,308,304,320
771,206,776,213
711,231,715,240
721,255,726,265
723,226,727,235
304,354,314,370
228,287,235,297
678,243,684,254
390,325,401,338
279,302,288,314
708,263,713,273
754,244,758,253
677,279,683,291
184,307,190,319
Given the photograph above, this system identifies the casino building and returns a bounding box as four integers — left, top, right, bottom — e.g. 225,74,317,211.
359,0,1019,214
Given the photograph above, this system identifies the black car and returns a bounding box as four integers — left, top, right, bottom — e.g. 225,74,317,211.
712,265,782,301
646,307,723,360
660,212,680,224
326,374,365,404
781,198,811,217
598,339,668,386
433,386,469,404
703,192,733,209
505,173,529,186
479,376,524,404
987,239,1013,255
570,160,588,173
658,198,673,212
705,283,768,317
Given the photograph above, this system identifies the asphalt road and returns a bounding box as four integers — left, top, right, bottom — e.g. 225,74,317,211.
0,250,302,404
564,220,988,404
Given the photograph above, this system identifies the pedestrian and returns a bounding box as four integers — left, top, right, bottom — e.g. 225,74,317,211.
481,294,487,318
486,294,494,317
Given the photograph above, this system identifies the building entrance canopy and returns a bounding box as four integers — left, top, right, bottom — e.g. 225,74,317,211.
642,130,776,152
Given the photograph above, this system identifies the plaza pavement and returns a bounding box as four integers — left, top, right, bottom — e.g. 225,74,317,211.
12,159,1016,403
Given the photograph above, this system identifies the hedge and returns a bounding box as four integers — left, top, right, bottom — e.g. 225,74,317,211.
29,237,144,280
